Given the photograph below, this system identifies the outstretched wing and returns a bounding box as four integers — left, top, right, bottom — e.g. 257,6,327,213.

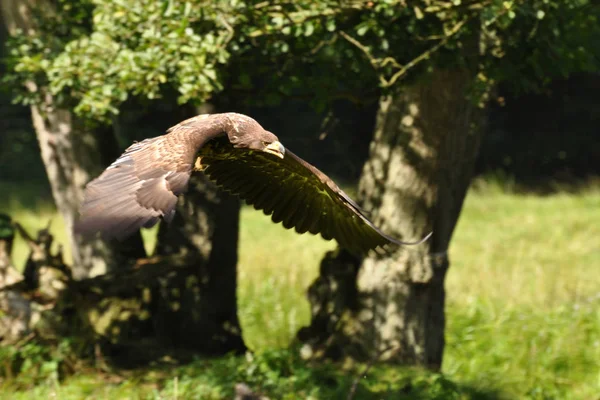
200,138,429,254
74,116,222,240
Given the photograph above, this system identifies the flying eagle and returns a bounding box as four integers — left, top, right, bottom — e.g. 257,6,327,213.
75,113,430,254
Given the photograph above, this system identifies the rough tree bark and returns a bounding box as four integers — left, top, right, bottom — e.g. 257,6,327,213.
152,173,246,354
298,69,484,370
0,0,145,278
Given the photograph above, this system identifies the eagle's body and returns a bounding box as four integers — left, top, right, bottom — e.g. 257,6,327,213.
75,113,429,254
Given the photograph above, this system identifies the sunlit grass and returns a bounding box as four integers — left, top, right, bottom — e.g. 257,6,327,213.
447,185,600,309
2,179,600,398
443,183,600,398
238,206,335,349
0,182,71,269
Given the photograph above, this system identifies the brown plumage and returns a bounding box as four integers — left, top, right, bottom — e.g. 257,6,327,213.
75,113,430,254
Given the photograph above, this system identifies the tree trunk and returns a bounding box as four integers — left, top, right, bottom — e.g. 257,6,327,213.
153,168,246,354
31,104,145,278
298,69,484,370
0,0,145,278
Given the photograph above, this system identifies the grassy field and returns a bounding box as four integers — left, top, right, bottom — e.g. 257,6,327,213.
1,180,599,399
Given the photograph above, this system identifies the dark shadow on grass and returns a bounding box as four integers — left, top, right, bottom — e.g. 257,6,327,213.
117,347,503,400
470,173,600,197
0,338,502,399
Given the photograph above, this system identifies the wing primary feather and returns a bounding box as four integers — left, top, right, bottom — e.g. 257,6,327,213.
111,215,147,241
281,193,303,230
338,216,361,253
363,225,385,251
252,180,278,211
294,197,316,234
271,194,294,224
361,220,388,253
262,182,288,216
282,184,309,230
319,210,335,241
237,179,259,200
244,179,270,206
252,186,272,210
306,195,323,235
249,168,283,211
271,179,301,224
330,212,350,250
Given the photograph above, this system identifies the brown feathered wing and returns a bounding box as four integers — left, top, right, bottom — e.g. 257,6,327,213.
74,136,197,240
199,137,429,254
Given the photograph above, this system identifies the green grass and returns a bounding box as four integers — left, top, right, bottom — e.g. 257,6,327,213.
443,182,600,399
1,180,599,399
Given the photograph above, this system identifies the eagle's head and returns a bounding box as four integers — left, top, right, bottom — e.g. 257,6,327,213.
227,114,285,159
253,132,286,160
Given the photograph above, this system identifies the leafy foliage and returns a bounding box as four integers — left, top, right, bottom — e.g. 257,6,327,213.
5,0,238,119
0,339,78,389
479,0,600,94
4,0,599,120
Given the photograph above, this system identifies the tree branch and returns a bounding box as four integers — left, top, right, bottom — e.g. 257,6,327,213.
340,16,471,88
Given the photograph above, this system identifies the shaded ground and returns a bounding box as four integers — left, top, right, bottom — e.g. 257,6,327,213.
1,348,501,400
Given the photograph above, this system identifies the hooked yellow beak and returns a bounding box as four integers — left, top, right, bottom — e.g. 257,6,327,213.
262,141,285,159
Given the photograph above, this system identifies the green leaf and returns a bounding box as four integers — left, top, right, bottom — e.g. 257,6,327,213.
326,19,336,32
356,23,370,36
304,21,315,36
